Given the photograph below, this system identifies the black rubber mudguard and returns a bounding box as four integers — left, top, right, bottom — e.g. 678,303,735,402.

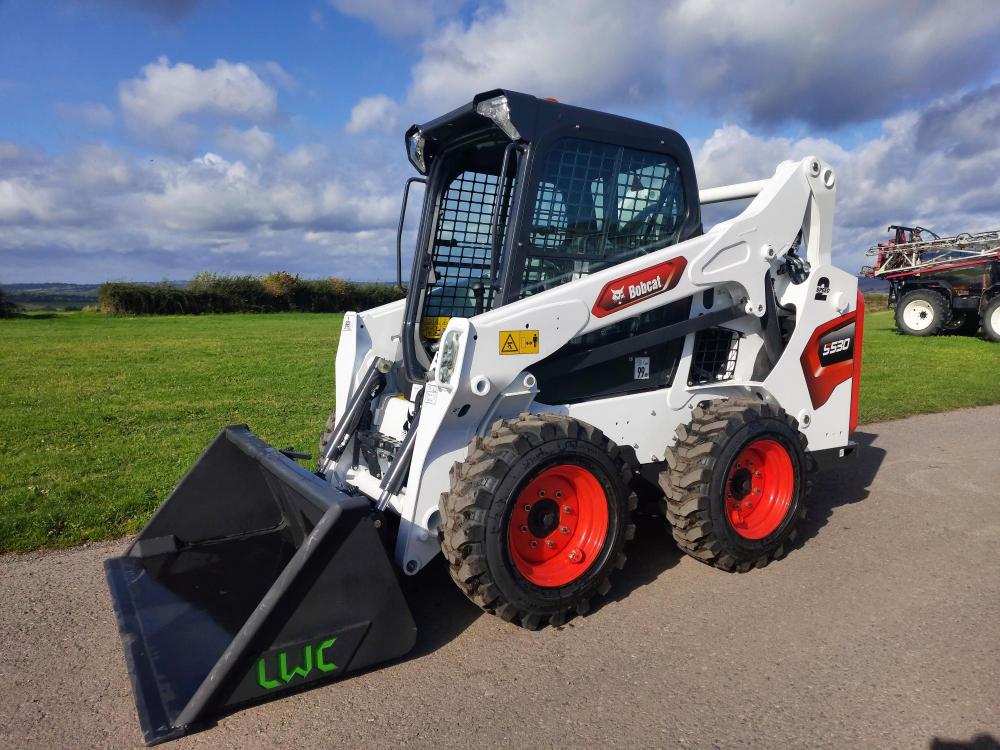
104,426,417,745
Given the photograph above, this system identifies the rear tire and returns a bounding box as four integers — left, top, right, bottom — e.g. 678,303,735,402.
659,399,809,572
943,311,980,336
440,414,637,629
895,289,948,336
983,297,1000,342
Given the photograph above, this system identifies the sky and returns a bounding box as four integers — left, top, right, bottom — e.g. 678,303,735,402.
1,0,999,283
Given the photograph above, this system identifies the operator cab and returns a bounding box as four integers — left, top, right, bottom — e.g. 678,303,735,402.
399,90,703,398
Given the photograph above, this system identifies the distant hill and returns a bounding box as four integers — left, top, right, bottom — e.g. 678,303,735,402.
1,283,103,310
858,276,890,292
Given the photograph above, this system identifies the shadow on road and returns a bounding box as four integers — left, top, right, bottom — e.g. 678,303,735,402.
401,556,483,659
595,515,682,614
795,429,887,548
400,515,684,652
930,734,1000,750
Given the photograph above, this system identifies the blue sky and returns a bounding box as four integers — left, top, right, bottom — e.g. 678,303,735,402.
1,0,999,282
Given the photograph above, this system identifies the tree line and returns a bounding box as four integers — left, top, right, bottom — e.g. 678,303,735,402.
97,273,405,315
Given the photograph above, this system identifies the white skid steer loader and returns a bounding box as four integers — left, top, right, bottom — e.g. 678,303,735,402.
105,90,864,744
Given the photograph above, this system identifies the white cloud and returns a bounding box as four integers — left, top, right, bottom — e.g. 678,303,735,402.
405,0,1000,127
345,95,399,134
0,179,77,225
256,61,299,92
119,57,278,148
281,144,330,173
329,0,467,37
218,125,277,161
53,101,115,127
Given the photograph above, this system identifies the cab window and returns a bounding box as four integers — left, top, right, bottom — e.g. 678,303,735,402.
520,138,686,298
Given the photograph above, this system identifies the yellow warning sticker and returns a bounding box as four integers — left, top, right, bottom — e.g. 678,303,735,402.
499,330,539,355
420,316,451,340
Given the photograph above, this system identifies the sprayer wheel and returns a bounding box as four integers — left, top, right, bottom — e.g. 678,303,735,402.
659,399,809,572
895,289,948,336
440,414,637,629
983,296,1000,342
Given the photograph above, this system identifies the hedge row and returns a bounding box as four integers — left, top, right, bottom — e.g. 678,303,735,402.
98,273,405,315
0,287,17,318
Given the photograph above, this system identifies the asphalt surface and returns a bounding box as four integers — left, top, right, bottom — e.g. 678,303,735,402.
1,407,998,750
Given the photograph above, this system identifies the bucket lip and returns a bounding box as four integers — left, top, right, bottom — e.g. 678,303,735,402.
104,556,192,746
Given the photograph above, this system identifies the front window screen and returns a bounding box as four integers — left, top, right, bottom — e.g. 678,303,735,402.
420,144,514,339
522,138,685,297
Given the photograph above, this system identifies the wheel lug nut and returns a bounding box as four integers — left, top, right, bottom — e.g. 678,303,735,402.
754,471,762,478
555,491,562,498
568,549,583,563
561,526,569,534
563,505,572,514
546,540,555,549
523,504,531,511
529,540,537,548
754,488,761,494
520,525,528,532
538,490,545,497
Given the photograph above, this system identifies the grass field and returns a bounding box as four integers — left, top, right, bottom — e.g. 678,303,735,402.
2,309,998,553
1,312,341,553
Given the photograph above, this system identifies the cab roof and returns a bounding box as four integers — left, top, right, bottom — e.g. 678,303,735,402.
405,89,693,174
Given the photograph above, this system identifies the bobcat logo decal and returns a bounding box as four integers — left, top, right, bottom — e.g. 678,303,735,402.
592,258,688,318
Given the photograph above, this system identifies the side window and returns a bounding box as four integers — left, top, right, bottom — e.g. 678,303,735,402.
609,148,685,251
520,138,685,298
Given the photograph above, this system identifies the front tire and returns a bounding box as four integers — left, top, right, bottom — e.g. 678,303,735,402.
660,399,809,572
895,289,948,336
440,414,636,629
983,296,1000,342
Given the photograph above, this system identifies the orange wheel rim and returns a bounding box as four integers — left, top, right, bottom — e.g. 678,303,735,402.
507,464,609,587
725,438,794,540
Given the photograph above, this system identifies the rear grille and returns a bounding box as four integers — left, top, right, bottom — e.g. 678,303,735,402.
688,328,740,386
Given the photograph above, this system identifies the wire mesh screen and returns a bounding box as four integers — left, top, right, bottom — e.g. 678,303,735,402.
529,139,618,253
688,328,740,386
608,149,685,252
520,137,685,298
421,169,512,337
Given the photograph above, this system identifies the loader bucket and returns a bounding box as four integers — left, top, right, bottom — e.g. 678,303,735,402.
104,426,416,745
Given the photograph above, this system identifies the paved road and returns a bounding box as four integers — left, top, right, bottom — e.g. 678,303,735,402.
2,407,998,750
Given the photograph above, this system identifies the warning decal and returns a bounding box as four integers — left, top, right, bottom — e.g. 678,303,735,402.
420,316,451,340
499,330,539,355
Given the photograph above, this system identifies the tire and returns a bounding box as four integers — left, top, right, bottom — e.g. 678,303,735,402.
983,296,1000,342
318,409,337,458
659,399,809,572
895,289,948,336
440,414,637,629
943,311,980,336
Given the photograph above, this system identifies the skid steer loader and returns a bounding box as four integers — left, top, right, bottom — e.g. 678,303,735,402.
105,90,863,744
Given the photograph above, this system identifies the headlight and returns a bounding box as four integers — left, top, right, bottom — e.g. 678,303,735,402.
437,330,462,383
407,130,427,174
475,95,521,141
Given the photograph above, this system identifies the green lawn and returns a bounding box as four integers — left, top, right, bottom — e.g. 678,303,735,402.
1,309,998,553
0,312,341,552
859,310,1000,422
